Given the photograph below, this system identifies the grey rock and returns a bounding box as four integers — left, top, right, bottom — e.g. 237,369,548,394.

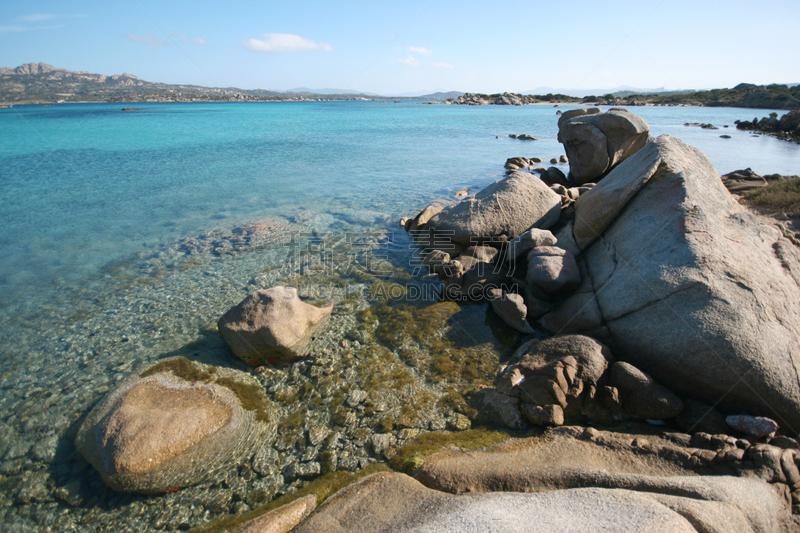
726,415,779,438
426,171,561,246
369,433,396,456
409,204,444,232
504,228,557,263
676,400,730,435
469,388,523,429
498,335,614,419
11,470,50,504
521,403,564,426
230,494,316,533
558,107,650,184
293,470,777,533
490,292,536,334
525,246,581,293
541,134,800,431
422,250,451,277
461,245,499,263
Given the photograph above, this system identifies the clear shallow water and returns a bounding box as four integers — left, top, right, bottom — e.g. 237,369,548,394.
0,101,799,531
1,102,798,300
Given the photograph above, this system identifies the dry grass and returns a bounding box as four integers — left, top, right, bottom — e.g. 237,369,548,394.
743,177,800,217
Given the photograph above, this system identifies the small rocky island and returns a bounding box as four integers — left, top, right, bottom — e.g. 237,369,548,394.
71,108,800,532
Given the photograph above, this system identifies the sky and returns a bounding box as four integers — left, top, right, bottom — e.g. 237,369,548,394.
0,0,798,96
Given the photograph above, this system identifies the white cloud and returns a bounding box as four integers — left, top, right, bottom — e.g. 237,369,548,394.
397,55,419,66
0,25,26,32
432,62,454,69
408,46,432,56
125,33,165,46
242,33,332,53
18,13,87,22
176,34,208,45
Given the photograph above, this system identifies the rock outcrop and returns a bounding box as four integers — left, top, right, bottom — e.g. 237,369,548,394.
558,107,651,184
219,286,333,364
75,357,275,494
423,171,561,246
541,134,800,431
736,110,800,143
413,427,793,532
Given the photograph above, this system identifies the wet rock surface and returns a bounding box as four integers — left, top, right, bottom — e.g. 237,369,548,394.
75,358,276,494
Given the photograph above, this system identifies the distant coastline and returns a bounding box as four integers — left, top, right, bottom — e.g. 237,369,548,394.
1,63,798,110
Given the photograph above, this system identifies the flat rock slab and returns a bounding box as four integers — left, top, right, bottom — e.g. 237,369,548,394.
413,429,786,533
292,471,765,533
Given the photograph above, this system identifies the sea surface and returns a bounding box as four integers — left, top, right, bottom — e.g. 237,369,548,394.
0,101,799,531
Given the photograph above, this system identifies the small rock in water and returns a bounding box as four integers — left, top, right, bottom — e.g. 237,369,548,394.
725,415,778,438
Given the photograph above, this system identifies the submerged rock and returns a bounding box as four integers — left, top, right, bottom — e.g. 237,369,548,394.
219,286,333,364
75,357,275,494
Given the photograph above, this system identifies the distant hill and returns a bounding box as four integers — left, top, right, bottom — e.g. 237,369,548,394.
288,87,377,96
418,91,464,100
0,63,382,104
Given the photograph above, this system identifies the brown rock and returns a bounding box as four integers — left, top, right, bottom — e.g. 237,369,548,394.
75,358,274,493
232,494,317,533
490,292,536,334
609,362,683,420
521,403,564,426
409,204,444,232
218,286,333,364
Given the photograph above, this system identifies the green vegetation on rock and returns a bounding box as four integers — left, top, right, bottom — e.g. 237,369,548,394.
188,464,390,533
388,429,517,475
141,357,270,422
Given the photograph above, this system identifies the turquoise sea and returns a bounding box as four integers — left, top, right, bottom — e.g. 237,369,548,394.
0,101,799,531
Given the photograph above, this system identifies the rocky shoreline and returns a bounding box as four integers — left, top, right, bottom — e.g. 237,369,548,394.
4,107,800,532
736,109,800,144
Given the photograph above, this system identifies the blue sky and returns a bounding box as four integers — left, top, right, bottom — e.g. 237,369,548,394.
1,0,798,95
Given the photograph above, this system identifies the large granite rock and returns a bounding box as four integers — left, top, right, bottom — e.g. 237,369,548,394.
292,471,710,533
219,286,333,364
75,357,275,493
541,134,800,432
414,428,789,533
558,107,650,185
425,171,561,246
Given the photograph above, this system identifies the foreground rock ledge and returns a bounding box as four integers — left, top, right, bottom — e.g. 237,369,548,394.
292,471,779,533
75,357,276,494
292,426,798,532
